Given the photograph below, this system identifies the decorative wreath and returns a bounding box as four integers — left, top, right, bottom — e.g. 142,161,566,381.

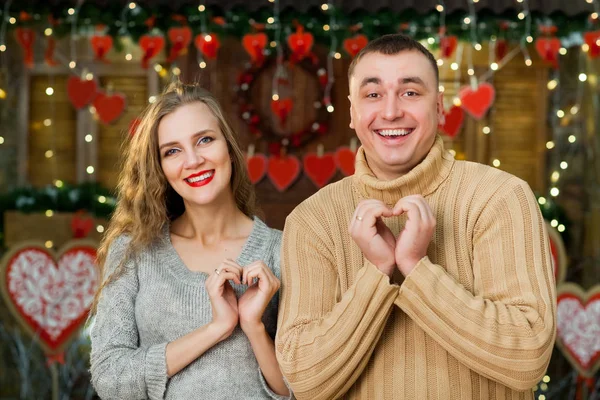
236,28,331,156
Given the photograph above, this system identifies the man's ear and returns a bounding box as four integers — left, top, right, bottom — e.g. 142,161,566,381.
349,95,355,129
436,90,445,121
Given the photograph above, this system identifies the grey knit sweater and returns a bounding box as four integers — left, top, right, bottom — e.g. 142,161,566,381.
90,217,289,400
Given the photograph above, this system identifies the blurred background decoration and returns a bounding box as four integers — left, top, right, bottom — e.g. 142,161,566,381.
0,0,599,398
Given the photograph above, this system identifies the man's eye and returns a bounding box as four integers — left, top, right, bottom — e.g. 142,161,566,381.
366,93,379,98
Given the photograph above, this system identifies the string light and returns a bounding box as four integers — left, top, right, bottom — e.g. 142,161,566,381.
451,62,459,70
45,28,53,36
148,96,157,103
46,87,54,96
323,24,330,31
98,196,107,203
546,141,555,149
199,61,207,69
547,79,558,90
560,161,568,169
482,126,491,134
438,85,445,92
568,135,576,143
579,73,587,82
490,62,498,70
129,2,136,9
0,45,6,52
86,166,95,174
556,110,565,118
582,44,590,52
0,137,4,145
267,17,275,24
54,180,63,188
45,150,53,158
85,134,93,142
557,225,565,232
8,17,16,24
538,197,547,205
43,119,52,127
45,241,53,249
272,94,279,101
68,8,75,15
321,4,329,11
45,210,54,217
468,68,474,75
436,4,444,12
453,97,462,107
550,219,559,228
551,171,560,182
559,47,567,55
492,159,501,167
198,5,206,11
97,225,105,233
125,53,132,60
550,187,560,196
69,61,76,68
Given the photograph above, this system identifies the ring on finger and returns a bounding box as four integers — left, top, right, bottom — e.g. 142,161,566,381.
214,268,220,275
356,215,363,221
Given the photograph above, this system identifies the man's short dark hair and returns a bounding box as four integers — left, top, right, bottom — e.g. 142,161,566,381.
348,33,439,86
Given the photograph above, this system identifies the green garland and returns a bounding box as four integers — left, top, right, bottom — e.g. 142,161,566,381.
2,3,597,54
0,182,116,250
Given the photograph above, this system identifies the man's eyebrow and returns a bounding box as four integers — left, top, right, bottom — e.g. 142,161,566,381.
359,77,381,89
400,76,426,86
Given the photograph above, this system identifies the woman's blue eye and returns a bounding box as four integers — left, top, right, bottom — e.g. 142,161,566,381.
164,148,178,156
197,136,213,145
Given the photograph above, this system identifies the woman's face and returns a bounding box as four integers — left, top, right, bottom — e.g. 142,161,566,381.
158,102,232,208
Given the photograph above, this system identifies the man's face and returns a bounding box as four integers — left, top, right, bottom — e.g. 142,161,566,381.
349,50,444,180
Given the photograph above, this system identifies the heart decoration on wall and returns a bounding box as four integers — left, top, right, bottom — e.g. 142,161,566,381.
555,283,600,378
458,82,495,120
246,153,268,184
15,28,35,67
0,241,99,355
167,26,192,62
67,76,98,110
335,146,357,177
303,150,337,188
343,34,368,57
440,35,458,58
267,155,301,192
90,35,113,63
583,31,600,59
270,97,294,126
93,91,126,124
195,33,221,60
139,35,165,68
535,37,561,69
243,33,268,66
438,106,464,138
287,25,315,64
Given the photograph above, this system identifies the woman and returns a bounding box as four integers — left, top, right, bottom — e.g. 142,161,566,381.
90,82,290,400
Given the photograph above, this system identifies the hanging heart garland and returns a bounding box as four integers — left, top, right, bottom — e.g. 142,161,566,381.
139,35,165,69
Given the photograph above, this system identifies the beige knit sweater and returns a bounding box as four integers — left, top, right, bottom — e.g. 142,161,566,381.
275,136,556,400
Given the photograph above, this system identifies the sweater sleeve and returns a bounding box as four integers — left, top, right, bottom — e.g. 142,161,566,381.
90,237,169,400
394,178,556,391
275,210,399,400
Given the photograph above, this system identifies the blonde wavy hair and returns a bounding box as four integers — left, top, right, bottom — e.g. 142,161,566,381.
90,81,257,314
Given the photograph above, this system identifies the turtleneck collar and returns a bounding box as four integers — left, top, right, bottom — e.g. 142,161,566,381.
352,135,455,205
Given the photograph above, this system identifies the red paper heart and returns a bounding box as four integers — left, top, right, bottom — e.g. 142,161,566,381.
90,35,113,62
287,27,314,60
584,31,600,59
242,33,268,65
535,38,561,69
458,83,495,120
270,98,294,126
440,36,458,58
67,76,98,110
246,154,268,184
194,33,220,60
93,92,126,125
303,152,337,188
495,39,508,62
167,27,192,62
267,155,301,192
0,242,98,355
438,106,464,138
15,28,35,67
139,35,165,68
335,147,356,176
556,284,600,377
343,34,368,57
70,211,94,239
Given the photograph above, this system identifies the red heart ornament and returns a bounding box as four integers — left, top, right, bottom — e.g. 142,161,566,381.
556,283,600,377
267,155,301,192
194,33,220,60
303,152,337,188
90,35,113,62
440,36,458,58
15,28,35,67
343,34,368,57
93,92,126,125
70,211,94,239
495,39,508,62
335,147,356,177
584,31,600,59
438,106,464,138
270,98,294,126
167,27,192,62
287,27,314,61
0,241,98,355
242,33,268,65
458,82,495,120
535,37,561,69
246,154,268,184
139,35,165,68
67,76,98,110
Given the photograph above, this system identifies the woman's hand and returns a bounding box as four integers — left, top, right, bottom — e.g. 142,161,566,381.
238,260,280,333
205,260,243,341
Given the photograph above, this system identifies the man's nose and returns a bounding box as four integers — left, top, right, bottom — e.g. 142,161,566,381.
382,95,404,120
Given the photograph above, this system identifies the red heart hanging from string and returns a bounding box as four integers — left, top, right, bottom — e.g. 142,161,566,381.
267,155,301,192
67,76,98,110
167,27,192,62
15,28,35,67
93,92,126,125
139,35,165,68
458,82,496,120
90,35,113,63
343,34,368,58
438,106,464,138
242,33,268,66
194,33,221,60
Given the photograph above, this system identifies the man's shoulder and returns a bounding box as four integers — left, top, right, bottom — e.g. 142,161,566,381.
453,159,529,191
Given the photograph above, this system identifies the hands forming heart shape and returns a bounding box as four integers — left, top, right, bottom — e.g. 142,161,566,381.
349,195,436,277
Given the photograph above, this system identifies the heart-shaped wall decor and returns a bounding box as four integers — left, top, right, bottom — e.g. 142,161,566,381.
556,283,600,377
139,35,165,68
334,147,357,177
303,152,337,188
246,154,268,184
438,106,464,138
267,155,301,192
93,92,126,124
458,82,495,120
0,241,98,355
67,76,98,110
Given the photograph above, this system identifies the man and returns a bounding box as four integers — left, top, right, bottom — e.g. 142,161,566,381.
275,33,556,399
